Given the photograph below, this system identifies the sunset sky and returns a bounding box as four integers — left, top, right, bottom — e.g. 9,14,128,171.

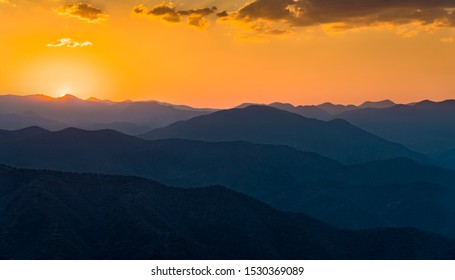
1,0,455,108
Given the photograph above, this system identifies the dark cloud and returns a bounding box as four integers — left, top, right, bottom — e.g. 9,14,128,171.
55,2,108,23
132,1,455,35
217,11,229,17
133,3,181,22
179,7,217,16
133,3,217,28
187,14,209,28
234,0,455,29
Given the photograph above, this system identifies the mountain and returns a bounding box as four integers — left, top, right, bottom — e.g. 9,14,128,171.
239,101,396,120
317,102,357,115
141,105,426,164
359,100,396,109
0,165,454,260
0,127,346,187
0,94,214,134
1,127,455,236
314,100,395,115
336,100,455,156
269,102,332,120
0,112,67,131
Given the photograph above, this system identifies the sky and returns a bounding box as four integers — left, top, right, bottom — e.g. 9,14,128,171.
1,0,455,108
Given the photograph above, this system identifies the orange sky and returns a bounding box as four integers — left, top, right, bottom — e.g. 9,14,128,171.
1,0,455,108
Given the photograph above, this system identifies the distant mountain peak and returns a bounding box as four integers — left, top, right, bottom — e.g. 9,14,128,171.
87,97,114,104
269,102,294,106
57,94,81,101
31,94,54,100
56,127,122,135
359,100,396,109
237,104,304,116
87,97,102,102
235,102,263,109
414,99,455,109
0,126,50,138
318,102,354,106
317,102,357,115
14,126,50,134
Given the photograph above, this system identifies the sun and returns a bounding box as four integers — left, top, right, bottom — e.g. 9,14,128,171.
15,53,112,101
56,87,75,98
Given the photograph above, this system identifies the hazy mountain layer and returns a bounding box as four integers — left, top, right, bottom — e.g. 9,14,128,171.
336,100,455,156
141,105,426,164
0,94,213,134
1,127,455,236
0,165,453,260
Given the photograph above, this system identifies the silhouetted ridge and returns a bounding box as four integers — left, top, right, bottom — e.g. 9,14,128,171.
359,100,396,109
0,94,214,134
268,102,332,120
0,126,50,141
317,102,357,115
335,101,455,156
0,165,454,260
413,99,455,110
1,127,454,236
56,94,81,102
56,127,136,138
141,105,427,164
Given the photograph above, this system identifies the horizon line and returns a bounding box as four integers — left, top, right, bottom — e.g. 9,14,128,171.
1,92,453,110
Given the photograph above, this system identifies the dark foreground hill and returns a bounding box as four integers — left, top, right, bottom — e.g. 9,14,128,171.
1,127,455,237
0,165,454,260
141,105,426,164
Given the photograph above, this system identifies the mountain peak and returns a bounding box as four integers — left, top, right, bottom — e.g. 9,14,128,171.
16,126,50,133
57,94,81,101
87,97,114,104
236,102,262,109
359,100,396,109
1,126,50,137
414,99,455,109
269,102,296,109
31,94,54,100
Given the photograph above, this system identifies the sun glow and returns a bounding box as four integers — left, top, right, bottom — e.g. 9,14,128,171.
7,49,117,101
0,0,454,107
57,87,74,98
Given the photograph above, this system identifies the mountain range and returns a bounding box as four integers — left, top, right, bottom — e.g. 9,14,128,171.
141,105,426,164
235,99,455,162
0,94,213,134
0,165,454,260
4,93,455,163
1,127,455,236
335,100,455,157
2,93,455,259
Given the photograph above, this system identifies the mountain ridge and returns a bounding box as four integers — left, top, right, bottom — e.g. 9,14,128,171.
141,105,427,164
0,164,454,260
1,126,455,236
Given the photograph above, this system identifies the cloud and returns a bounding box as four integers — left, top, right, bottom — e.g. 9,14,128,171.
187,14,209,28
47,38,93,48
55,2,108,23
217,11,229,18
133,2,217,28
131,1,455,36
231,0,455,32
179,7,217,16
